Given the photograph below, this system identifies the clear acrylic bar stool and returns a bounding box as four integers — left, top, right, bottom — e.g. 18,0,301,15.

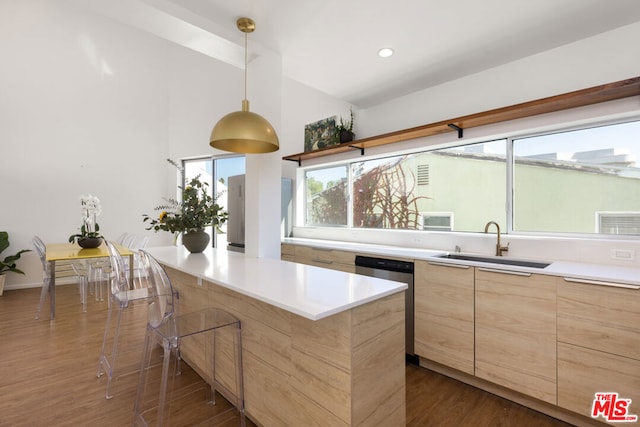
96,240,152,399
133,250,245,426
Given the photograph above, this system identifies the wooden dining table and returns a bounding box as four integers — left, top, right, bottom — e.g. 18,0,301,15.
44,242,134,319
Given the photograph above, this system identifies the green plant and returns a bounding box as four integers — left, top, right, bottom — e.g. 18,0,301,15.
143,175,228,235
336,108,354,134
68,194,103,243
0,231,31,275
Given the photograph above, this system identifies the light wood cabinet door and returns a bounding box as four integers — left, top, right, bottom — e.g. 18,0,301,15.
557,280,640,418
475,269,558,404
558,279,640,360
558,342,640,420
414,260,475,374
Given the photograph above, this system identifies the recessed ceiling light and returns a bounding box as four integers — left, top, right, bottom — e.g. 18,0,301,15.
377,47,394,58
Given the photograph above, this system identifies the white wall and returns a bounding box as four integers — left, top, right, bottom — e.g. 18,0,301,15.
0,1,167,288
0,1,346,290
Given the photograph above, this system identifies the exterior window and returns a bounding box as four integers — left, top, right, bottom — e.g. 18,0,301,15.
423,140,507,232
301,119,640,238
352,155,424,229
597,212,640,235
304,140,507,232
305,166,348,226
513,121,640,235
420,213,453,231
349,141,507,231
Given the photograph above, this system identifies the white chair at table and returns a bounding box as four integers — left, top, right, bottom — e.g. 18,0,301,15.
96,240,153,399
33,236,90,319
133,250,245,426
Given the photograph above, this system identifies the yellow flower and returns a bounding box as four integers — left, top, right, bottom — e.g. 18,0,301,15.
159,211,167,221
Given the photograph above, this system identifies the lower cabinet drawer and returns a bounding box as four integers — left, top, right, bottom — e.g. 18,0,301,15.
294,246,355,265
558,342,640,421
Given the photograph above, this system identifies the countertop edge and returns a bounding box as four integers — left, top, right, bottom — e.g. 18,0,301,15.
145,246,408,321
283,238,640,287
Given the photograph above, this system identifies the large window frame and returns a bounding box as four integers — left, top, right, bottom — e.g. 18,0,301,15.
300,116,640,239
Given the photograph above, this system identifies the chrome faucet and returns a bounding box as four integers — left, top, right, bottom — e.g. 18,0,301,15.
484,221,509,256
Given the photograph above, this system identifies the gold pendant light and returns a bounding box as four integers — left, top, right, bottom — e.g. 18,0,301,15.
210,17,279,153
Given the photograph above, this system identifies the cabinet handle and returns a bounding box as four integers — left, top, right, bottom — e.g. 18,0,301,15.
312,258,333,264
478,267,531,277
427,261,470,269
563,277,640,290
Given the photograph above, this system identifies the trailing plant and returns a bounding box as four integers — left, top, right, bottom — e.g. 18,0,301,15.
335,108,354,134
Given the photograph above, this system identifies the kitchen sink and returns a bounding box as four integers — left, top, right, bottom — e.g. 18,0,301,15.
435,253,551,269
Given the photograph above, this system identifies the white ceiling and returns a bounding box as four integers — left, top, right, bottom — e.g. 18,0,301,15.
79,0,640,108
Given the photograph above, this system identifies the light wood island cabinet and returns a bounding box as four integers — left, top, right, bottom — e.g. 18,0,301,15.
557,279,640,422
475,269,558,405
154,249,406,427
414,260,475,375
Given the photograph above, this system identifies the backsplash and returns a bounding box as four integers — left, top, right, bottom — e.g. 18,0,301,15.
292,227,640,268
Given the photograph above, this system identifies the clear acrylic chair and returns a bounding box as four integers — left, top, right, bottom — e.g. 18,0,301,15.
133,250,245,427
33,236,90,319
126,234,150,289
96,240,153,399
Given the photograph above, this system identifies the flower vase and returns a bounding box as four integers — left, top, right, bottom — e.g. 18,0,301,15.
182,230,210,253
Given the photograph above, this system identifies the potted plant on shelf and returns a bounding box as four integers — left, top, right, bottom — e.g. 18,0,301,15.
68,194,104,248
335,108,355,144
0,231,31,296
143,175,228,253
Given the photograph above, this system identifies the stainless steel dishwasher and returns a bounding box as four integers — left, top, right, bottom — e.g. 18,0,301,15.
355,255,417,364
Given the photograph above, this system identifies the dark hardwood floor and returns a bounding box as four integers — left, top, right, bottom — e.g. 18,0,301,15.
0,285,577,426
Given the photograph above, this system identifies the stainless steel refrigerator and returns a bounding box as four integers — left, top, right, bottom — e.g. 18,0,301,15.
226,175,293,252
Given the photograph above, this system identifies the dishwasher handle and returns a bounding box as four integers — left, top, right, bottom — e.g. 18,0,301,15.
355,255,414,274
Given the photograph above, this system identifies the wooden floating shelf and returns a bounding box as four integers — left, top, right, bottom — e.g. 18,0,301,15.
283,76,640,166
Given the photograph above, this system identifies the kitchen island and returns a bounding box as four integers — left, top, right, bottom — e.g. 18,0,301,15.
145,246,407,426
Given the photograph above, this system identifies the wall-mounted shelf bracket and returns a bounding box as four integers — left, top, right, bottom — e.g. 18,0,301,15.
448,123,463,138
285,158,302,167
349,145,365,156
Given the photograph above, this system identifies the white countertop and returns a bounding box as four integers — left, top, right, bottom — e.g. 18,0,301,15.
283,237,640,287
145,246,408,321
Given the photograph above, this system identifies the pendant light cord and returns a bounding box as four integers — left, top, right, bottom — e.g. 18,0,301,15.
244,31,248,101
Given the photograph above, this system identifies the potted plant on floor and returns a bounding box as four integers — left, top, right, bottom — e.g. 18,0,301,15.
143,174,228,253
0,231,31,296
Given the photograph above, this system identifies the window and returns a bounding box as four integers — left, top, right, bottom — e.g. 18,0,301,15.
302,118,640,237
420,213,454,231
305,140,506,232
597,212,640,234
512,120,640,235
182,156,245,247
305,165,348,226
